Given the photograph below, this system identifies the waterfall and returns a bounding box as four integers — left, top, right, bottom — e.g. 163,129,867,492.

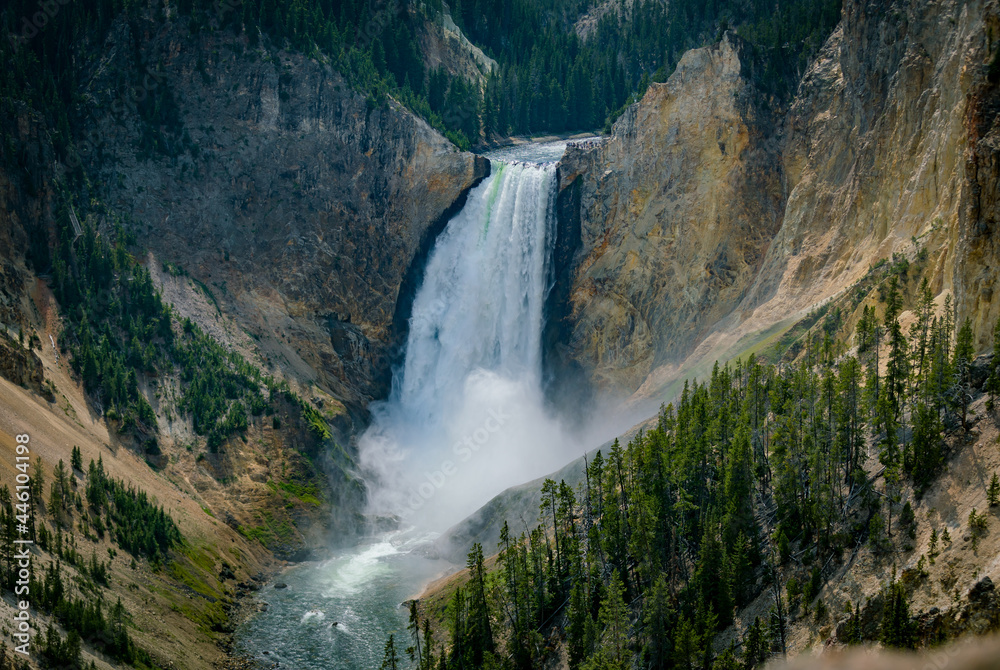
360,158,573,530
398,161,556,421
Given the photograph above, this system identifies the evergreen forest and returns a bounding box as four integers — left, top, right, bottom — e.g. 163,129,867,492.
0,0,841,153
387,274,1000,670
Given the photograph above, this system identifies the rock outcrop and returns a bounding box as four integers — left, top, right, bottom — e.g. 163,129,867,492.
556,0,1000,400
746,0,990,336
419,10,497,83
956,4,1000,350
74,18,488,420
554,33,784,392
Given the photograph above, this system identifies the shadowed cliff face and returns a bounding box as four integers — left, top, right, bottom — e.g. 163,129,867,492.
556,0,1000,400
0,105,58,399
957,5,1000,352
72,19,488,420
555,34,785,393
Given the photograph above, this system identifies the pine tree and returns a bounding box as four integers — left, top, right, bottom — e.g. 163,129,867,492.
743,616,769,668
464,543,495,666
695,528,733,626
988,314,1000,410
884,278,909,421
880,574,916,649
585,571,629,670
988,473,1000,507
406,600,422,667
380,634,400,670
953,318,976,431
909,402,942,494
420,619,435,670
911,279,935,391
448,587,468,668
639,574,672,669
31,457,45,506
540,479,561,576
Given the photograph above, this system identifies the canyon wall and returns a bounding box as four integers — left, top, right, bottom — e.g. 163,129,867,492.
956,6,1000,352
0,9,494,624
74,18,487,422
554,33,784,393
557,0,1000,400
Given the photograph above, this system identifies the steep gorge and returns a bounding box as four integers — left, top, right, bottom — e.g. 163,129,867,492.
0,6,498,564
78,17,489,420
434,0,1000,658
0,10,493,668
3,0,1000,665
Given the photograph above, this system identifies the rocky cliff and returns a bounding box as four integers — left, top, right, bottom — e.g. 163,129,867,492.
554,33,784,393
556,0,1000,400
745,0,991,342
0,100,60,400
0,12,494,666
73,18,488,423
956,6,1000,351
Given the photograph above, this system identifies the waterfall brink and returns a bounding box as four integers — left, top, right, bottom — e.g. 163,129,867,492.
360,159,573,531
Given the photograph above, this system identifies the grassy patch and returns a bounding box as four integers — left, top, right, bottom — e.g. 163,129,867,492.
238,510,298,548
172,545,223,599
267,479,323,506
162,544,230,635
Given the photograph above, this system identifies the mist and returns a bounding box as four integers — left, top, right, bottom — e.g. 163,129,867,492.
359,368,583,531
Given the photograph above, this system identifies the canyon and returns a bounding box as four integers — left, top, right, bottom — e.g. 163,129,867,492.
1,0,1000,666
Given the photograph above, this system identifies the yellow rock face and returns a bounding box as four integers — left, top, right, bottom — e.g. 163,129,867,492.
557,33,784,392
558,0,1000,401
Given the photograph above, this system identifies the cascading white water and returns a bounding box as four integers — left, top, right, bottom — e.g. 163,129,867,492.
398,161,555,420
360,156,576,531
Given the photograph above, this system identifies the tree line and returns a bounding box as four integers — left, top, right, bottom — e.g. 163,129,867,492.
1,0,841,157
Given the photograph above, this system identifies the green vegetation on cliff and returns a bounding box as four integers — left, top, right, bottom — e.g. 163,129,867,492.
230,0,842,138
44,197,333,457
1,456,178,668
458,0,840,135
